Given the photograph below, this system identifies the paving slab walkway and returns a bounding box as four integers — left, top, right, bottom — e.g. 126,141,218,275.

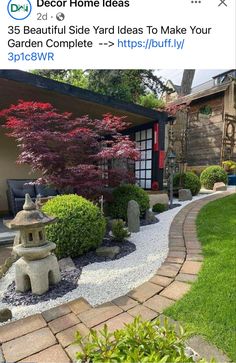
0,192,232,363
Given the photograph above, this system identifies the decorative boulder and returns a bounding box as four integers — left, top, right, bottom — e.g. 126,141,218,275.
0,308,12,322
127,200,140,233
213,182,227,192
179,189,192,201
148,193,169,208
96,246,120,259
58,257,76,272
145,210,158,224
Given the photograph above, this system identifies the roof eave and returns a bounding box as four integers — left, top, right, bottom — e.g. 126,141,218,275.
0,70,168,121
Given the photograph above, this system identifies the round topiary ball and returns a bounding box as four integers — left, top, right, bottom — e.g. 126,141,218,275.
109,184,150,220
200,166,228,190
42,194,106,259
173,172,201,196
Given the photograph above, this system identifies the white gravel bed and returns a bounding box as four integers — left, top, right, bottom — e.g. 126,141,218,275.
0,192,223,324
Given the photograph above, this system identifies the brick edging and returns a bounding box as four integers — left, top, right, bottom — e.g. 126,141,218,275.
126,192,232,306
0,192,232,363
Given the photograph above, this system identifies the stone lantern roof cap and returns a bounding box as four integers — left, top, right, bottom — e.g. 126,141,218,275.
4,194,57,229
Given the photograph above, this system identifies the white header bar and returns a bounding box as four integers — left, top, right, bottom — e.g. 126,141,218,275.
0,0,235,68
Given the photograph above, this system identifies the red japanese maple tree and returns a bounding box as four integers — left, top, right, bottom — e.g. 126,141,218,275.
0,100,140,197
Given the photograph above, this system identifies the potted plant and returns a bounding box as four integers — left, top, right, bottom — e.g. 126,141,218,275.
222,160,236,175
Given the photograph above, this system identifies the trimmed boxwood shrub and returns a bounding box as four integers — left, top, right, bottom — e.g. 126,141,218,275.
173,172,201,196
42,194,106,259
109,184,149,220
200,165,228,190
152,203,167,213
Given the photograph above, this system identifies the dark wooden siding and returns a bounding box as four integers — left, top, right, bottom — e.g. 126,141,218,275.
186,96,224,167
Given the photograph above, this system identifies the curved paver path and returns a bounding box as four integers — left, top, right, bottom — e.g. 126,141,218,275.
0,192,232,363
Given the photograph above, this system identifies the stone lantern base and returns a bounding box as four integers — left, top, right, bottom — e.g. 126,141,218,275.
15,254,61,295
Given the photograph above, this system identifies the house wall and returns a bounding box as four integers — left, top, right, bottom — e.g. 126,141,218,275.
224,81,236,116
165,82,236,172
0,130,39,213
221,82,236,162
171,110,188,164
186,95,224,169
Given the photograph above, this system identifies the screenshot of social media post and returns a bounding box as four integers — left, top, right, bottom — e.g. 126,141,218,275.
0,1,235,363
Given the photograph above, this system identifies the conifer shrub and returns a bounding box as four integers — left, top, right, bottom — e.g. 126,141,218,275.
152,203,167,213
109,184,149,220
111,219,130,242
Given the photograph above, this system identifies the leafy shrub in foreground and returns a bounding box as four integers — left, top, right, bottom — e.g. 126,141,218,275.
42,194,106,259
173,172,201,196
111,219,130,242
109,184,149,220
75,316,211,363
200,166,228,190
152,203,167,213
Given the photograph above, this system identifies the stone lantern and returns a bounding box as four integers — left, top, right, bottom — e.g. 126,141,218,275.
4,194,61,295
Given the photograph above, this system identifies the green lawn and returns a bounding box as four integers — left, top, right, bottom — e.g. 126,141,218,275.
165,194,236,361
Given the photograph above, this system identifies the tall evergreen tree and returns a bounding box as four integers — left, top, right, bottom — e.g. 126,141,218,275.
32,69,172,104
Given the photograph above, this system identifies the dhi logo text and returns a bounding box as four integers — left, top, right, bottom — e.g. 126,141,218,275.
8,0,32,20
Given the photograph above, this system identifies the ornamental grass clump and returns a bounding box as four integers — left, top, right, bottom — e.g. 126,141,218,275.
109,184,149,221
42,194,106,259
75,316,212,363
200,166,228,190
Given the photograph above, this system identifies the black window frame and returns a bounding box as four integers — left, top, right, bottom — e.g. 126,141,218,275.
135,128,153,189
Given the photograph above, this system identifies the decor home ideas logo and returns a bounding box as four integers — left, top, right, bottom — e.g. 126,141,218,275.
7,0,32,20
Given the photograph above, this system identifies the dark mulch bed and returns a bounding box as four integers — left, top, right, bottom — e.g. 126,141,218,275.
2,269,81,306
73,237,135,268
168,203,182,209
2,217,160,306
140,217,159,226
2,238,136,306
